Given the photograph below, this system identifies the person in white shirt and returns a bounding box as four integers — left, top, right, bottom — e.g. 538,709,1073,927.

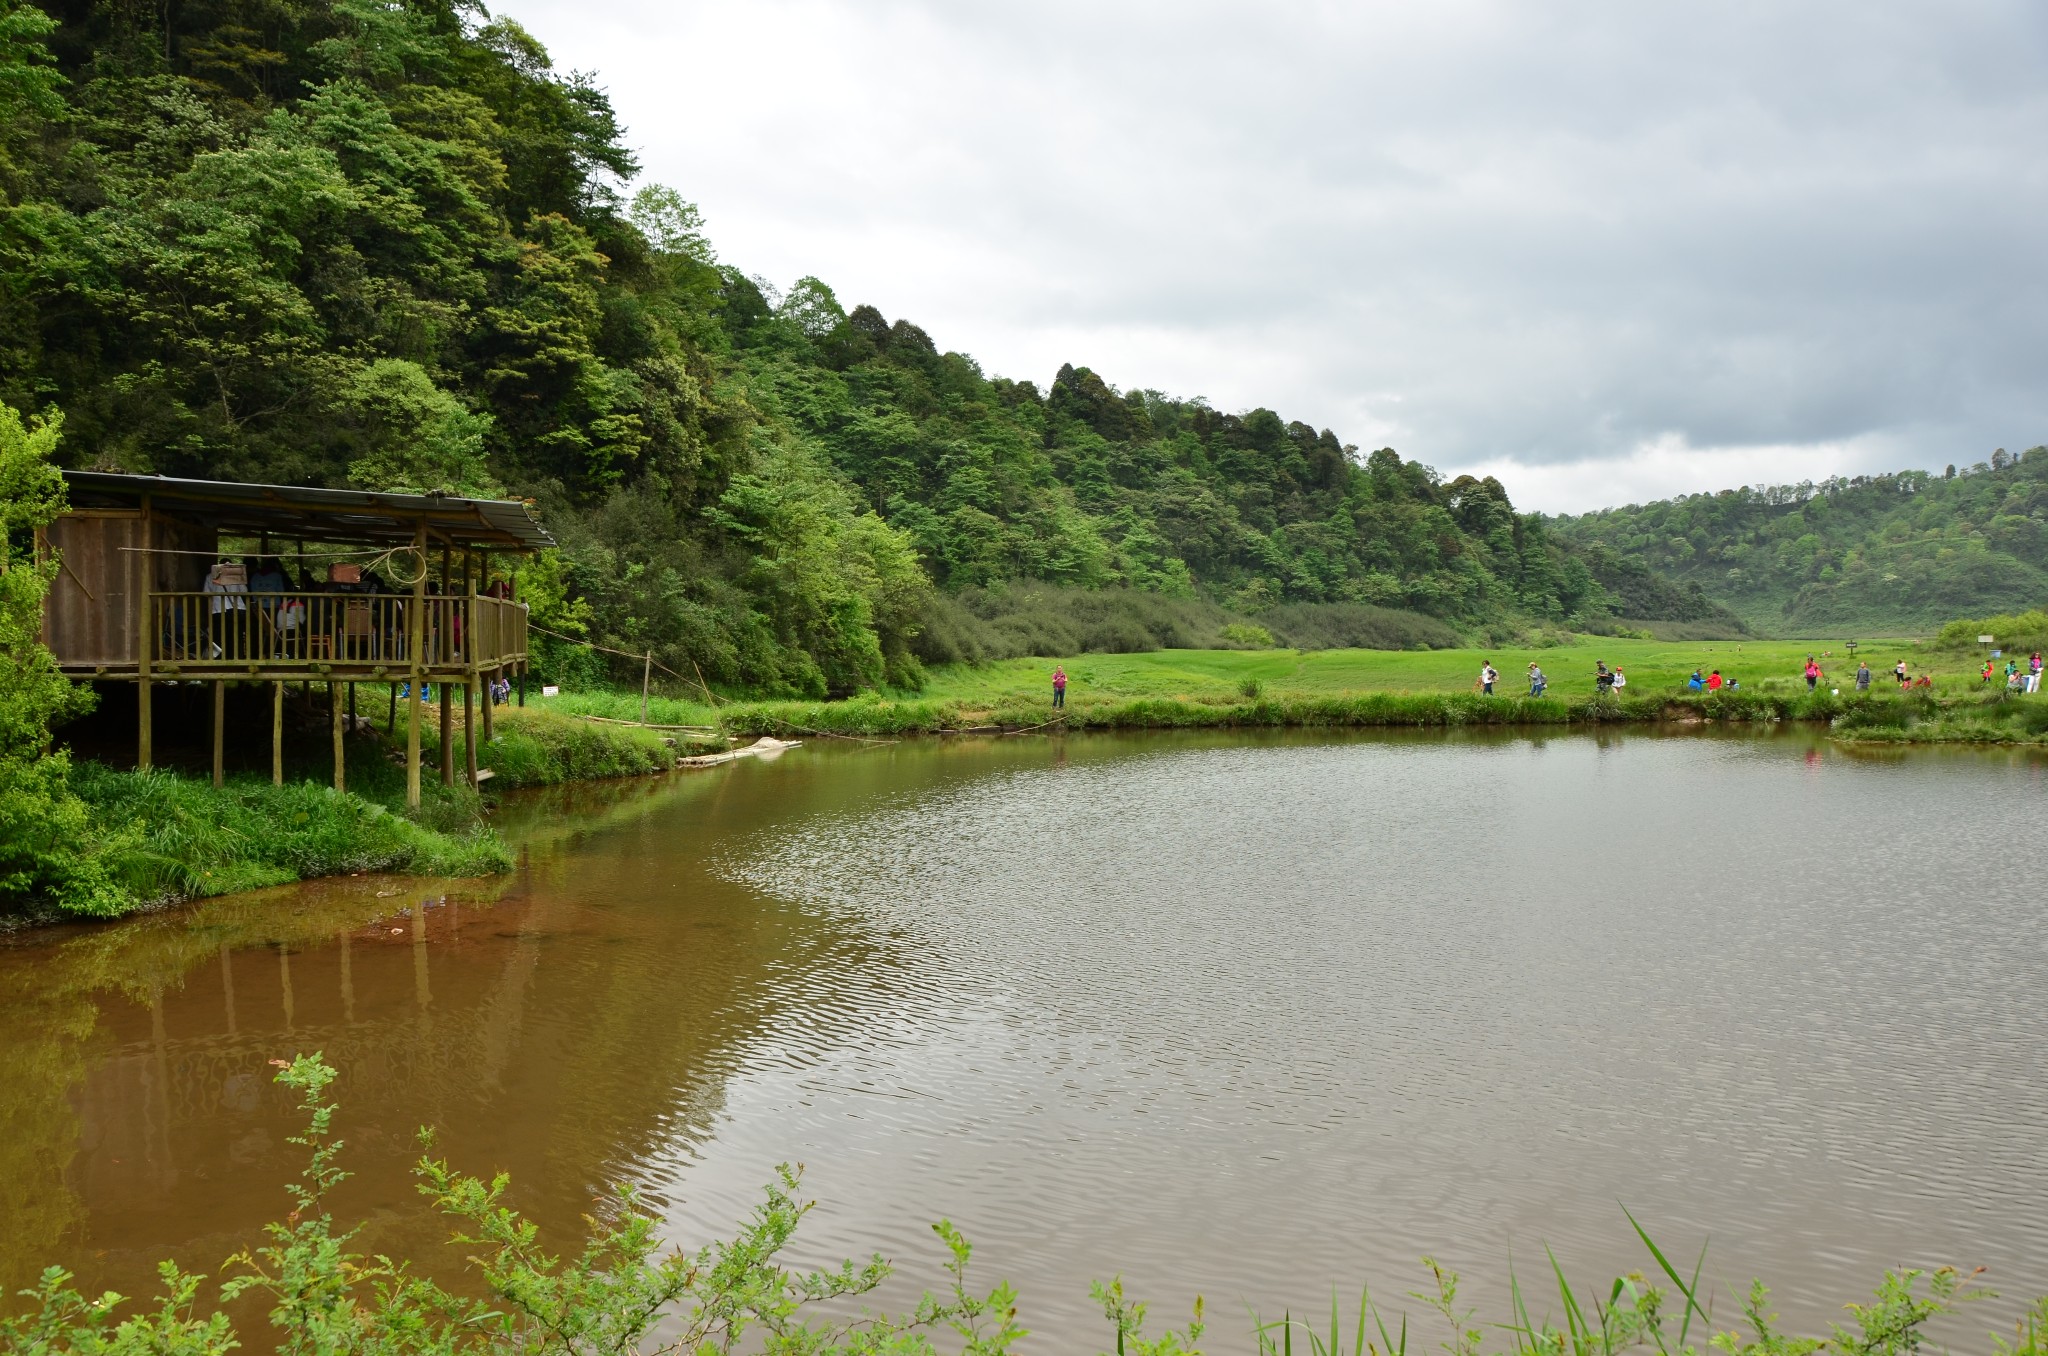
203,560,248,657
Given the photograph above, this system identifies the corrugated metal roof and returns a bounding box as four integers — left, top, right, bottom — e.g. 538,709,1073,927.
61,471,554,549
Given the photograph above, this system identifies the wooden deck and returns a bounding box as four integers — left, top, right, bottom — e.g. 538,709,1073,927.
58,592,529,682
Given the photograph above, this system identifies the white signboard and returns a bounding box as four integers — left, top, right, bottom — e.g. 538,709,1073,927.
1979,634,1995,644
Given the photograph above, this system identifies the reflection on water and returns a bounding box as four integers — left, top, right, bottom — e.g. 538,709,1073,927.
3,729,2046,1347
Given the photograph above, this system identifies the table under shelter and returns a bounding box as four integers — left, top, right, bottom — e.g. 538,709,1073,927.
38,471,550,807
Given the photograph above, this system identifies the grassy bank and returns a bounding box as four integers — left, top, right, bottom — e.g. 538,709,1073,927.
46,761,511,919
416,705,682,789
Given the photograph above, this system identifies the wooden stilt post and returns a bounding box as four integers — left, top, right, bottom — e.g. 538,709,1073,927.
137,497,153,769
388,683,397,733
463,681,477,788
272,681,284,785
439,680,453,786
642,652,652,725
331,681,345,793
212,680,225,787
406,521,426,810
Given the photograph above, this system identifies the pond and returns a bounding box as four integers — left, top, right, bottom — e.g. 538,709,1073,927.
4,729,2046,1346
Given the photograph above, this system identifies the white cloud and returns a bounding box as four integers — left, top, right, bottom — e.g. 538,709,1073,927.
504,0,2048,511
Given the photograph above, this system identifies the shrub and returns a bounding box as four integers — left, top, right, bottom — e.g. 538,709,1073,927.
0,401,125,916
1220,623,1275,648
1260,602,1463,651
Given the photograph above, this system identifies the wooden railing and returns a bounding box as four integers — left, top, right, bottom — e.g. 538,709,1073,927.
147,593,528,671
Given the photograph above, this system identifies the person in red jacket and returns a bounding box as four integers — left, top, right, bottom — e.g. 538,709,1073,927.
1706,670,1723,691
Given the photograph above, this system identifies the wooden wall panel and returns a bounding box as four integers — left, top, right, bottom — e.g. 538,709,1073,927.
43,512,137,667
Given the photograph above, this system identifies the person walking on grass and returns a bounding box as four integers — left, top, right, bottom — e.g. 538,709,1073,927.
1611,666,1627,694
1805,656,1822,691
1595,660,1614,695
1855,661,1871,693
1528,662,1546,697
1052,665,1067,709
1895,660,1909,689
2031,652,2043,694
1480,661,1498,695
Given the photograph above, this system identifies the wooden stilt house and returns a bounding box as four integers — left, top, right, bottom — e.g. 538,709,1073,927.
38,472,551,807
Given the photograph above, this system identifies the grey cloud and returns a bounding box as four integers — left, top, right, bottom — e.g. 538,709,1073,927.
512,0,2048,508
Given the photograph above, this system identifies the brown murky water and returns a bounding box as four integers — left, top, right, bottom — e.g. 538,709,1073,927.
5,729,2047,1347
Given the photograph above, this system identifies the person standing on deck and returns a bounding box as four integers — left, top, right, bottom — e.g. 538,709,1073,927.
1052,665,1067,709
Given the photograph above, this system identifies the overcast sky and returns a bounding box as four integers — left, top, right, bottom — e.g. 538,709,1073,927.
504,0,2047,514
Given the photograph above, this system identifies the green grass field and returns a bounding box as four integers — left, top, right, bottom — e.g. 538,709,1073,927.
532,636,1962,728
491,633,2030,746
905,635,1949,709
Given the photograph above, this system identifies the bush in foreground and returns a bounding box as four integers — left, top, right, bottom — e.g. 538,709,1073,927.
4,1056,2038,1356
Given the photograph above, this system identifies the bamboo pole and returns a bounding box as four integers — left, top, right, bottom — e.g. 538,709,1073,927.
137,497,153,769
272,681,284,785
406,521,426,810
211,680,225,787
331,680,345,793
642,652,652,724
463,682,478,788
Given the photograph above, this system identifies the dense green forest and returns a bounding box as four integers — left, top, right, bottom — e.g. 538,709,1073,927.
1548,448,2048,635
0,0,1734,697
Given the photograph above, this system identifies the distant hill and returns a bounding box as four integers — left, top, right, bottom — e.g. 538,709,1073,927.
1546,449,2048,636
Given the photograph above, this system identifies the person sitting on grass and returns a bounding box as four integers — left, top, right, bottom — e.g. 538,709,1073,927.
1687,669,1704,692
1707,669,1723,691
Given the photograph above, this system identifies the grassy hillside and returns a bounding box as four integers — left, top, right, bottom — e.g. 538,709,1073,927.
1549,449,2048,635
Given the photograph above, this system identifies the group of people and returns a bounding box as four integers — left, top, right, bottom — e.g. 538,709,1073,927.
1480,657,1754,697
1979,652,2043,694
